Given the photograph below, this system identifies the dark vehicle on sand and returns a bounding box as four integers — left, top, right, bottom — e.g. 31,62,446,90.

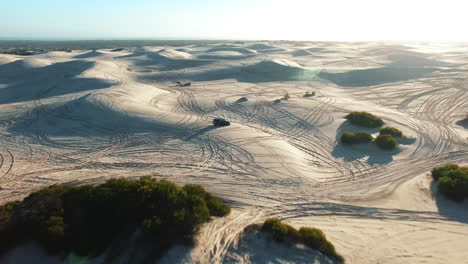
213,118,230,126
176,81,191,87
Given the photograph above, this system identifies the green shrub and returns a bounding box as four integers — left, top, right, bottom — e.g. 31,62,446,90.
261,218,344,263
0,201,17,227
379,126,403,137
0,177,230,258
375,134,398,150
431,164,468,201
183,185,231,217
341,132,355,144
341,131,373,144
431,163,460,180
299,227,344,263
261,218,299,242
345,111,384,128
354,132,373,143
3,49,34,56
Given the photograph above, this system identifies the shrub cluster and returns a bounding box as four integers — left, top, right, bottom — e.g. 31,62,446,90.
261,218,344,263
0,177,230,258
431,164,468,201
341,131,373,144
1,49,34,56
375,134,398,150
379,126,403,137
345,111,384,128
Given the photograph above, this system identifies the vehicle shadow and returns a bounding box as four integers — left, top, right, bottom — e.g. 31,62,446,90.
455,118,468,129
183,126,219,141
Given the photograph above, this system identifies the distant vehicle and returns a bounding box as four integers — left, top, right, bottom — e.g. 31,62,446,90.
235,97,248,103
176,81,191,87
304,91,316,97
213,118,230,126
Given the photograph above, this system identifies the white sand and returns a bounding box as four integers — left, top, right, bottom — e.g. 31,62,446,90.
0,42,467,264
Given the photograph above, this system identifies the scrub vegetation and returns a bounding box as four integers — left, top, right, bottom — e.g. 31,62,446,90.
0,177,230,258
261,218,345,263
431,164,468,201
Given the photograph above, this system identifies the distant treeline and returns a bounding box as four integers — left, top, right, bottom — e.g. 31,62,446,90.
0,177,230,260
0,40,247,54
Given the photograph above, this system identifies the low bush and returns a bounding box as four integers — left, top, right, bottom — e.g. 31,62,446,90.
375,134,398,150
345,111,384,128
261,218,344,263
0,177,230,258
341,131,373,144
431,164,468,201
341,132,355,144
2,49,34,56
431,163,460,181
261,218,299,242
379,126,403,137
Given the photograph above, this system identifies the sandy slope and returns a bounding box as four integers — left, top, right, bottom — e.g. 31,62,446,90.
0,42,467,264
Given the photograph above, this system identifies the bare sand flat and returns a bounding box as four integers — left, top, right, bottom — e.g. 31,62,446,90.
0,42,467,264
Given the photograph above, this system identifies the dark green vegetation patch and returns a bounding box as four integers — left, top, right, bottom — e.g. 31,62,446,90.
345,111,384,128
0,177,230,258
261,218,344,263
379,126,403,137
431,164,468,201
375,134,398,150
341,131,373,144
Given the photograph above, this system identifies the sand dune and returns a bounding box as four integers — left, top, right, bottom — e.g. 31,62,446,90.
0,58,51,79
157,48,193,59
142,57,319,83
74,50,105,59
207,46,258,55
292,49,315,56
0,42,467,264
246,43,280,50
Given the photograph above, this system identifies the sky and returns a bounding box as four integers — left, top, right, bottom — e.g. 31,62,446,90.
1,0,467,41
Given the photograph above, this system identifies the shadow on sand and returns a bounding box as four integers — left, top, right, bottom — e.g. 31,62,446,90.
140,60,320,83
319,66,438,87
0,60,116,104
223,230,337,264
73,50,103,59
455,118,468,129
318,52,452,87
135,53,215,71
183,126,219,141
331,121,400,165
7,93,185,143
430,181,468,224
117,51,215,71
